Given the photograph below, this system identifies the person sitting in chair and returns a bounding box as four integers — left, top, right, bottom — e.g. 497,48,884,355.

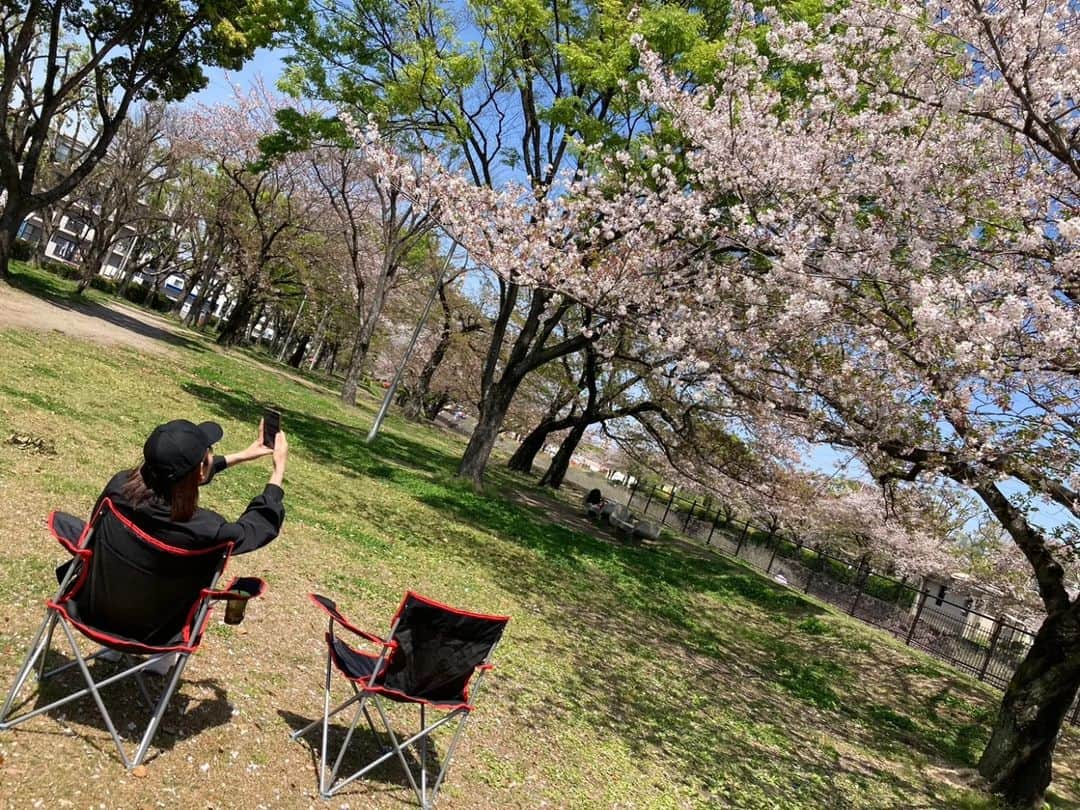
584,488,605,518
61,418,289,671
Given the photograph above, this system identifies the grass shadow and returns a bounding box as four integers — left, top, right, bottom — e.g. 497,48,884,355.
182,383,460,481
5,648,231,765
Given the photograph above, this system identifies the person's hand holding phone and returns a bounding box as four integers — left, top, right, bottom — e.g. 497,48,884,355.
244,419,275,459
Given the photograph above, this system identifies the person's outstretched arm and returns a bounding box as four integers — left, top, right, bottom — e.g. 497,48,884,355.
214,430,289,554
203,421,274,484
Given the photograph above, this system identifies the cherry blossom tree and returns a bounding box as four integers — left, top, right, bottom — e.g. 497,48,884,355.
177,86,320,346
617,0,1080,804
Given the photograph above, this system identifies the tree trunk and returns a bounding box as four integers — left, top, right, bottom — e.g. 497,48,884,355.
142,275,158,306
0,205,25,281
341,321,377,406
539,422,586,489
216,287,257,346
288,334,310,367
507,418,559,474
244,303,266,343
978,608,1080,808
422,392,451,422
326,342,339,375
404,284,453,420
458,380,519,485
184,271,215,325
116,261,140,297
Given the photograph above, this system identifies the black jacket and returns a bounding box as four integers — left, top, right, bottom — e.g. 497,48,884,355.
93,456,286,555
56,458,285,644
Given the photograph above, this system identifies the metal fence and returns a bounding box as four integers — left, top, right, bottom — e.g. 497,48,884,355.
617,481,1080,726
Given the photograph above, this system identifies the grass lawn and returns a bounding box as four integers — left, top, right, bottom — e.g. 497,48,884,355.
0,322,1078,809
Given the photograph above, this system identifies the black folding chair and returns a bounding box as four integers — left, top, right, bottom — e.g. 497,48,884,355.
293,592,509,807
0,498,264,769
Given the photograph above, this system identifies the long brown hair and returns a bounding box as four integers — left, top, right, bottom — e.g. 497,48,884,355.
121,465,201,522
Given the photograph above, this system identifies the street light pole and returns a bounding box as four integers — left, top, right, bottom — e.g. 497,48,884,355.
366,242,459,444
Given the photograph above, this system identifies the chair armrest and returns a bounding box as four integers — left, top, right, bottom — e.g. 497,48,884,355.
48,511,88,555
309,593,397,648
206,576,267,601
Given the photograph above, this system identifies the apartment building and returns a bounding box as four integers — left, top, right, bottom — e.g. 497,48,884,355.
14,133,143,279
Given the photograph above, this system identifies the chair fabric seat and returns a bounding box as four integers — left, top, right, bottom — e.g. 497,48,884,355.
298,591,509,804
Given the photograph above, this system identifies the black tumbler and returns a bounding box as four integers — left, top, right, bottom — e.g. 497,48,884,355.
224,591,250,625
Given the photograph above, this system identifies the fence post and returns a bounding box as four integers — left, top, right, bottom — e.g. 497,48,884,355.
706,510,719,546
849,564,869,616
766,534,781,574
803,544,821,594
977,617,1005,682
735,522,751,558
684,499,697,531
643,485,656,513
626,480,638,508
661,488,675,523
906,589,930,646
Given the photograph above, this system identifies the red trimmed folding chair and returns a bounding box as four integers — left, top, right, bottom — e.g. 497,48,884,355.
0,498,264,769
292,592,509,807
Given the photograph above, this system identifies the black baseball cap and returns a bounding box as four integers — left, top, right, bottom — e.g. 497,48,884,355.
141,419,223,493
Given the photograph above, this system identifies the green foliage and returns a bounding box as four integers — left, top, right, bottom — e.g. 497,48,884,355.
797,616,833,636
88,275,118,295
10,239,34,262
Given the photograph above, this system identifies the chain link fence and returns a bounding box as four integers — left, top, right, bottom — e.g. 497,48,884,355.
610,480,1078,726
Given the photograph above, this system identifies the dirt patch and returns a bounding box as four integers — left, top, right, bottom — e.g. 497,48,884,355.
0,283,200,356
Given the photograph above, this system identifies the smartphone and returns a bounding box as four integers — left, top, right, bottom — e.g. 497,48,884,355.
263,408,281,449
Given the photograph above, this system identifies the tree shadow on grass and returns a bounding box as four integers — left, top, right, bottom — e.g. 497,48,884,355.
278,707,445,799
182,383,459,482
411,480,1011,805
174,385,1010,804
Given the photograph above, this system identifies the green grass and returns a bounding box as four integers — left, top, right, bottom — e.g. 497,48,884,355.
0,324,1077,809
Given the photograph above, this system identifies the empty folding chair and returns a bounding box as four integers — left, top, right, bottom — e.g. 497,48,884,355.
0,498,264,769
293,591,509,807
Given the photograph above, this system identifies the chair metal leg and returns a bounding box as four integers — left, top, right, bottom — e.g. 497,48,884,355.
372,695,426,807
420,704,428,807
430,710,472,804
319,649,333,795
131,656,190,768
57,619,131,769
37,615,60,679
0,611,56,725
323,702,462,799
326,694,368,794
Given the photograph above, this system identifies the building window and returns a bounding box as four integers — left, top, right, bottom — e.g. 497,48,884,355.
65,215,87,236
52,235,79,261
106,252,124,268
17,221,42,244
54,142,72,163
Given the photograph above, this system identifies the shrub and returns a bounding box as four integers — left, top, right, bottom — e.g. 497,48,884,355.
150,292,174,313
121,282,145,303
10,239,34,262
88,276,118,294
40,258,79,279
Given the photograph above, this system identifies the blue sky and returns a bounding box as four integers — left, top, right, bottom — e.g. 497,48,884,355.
184,47,291,107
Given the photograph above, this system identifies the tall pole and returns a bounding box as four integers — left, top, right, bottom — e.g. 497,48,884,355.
277,293,307,361
367,243,458,444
